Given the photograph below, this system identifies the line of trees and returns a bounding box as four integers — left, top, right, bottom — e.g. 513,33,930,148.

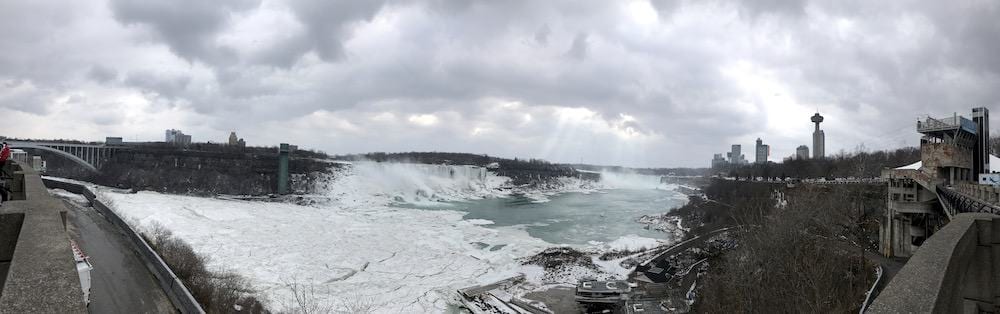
717,145,920,179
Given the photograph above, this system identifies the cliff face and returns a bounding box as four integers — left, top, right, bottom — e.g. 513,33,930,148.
41,148,334,196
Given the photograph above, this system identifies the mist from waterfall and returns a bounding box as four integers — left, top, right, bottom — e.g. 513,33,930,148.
595,170,670,190
321,161,507,205
320,161,676,207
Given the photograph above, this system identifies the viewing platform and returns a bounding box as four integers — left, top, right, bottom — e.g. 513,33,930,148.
0,161,87,313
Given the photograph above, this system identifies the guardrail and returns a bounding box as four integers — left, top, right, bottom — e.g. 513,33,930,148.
936,185,1000,216
41,179,204,314
858,265,883,314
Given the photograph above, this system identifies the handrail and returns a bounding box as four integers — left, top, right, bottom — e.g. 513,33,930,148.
936,185,1000,215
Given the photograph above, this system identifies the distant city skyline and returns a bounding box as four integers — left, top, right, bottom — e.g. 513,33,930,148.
711,113,822,167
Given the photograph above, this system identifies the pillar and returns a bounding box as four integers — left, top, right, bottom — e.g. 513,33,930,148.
277,143,290,195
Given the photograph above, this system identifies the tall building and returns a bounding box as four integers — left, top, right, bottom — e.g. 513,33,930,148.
796,145,810,160
228,131,246,147
726,144,746,165
755,138,770,163
711,153,727,169
811,112,825,159
973,107,990,176
165,129,192,145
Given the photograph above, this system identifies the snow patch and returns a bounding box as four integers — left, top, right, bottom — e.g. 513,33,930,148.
466,219,496,226
604,235,664,251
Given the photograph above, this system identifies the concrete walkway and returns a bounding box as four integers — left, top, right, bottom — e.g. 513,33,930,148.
59,196,173,313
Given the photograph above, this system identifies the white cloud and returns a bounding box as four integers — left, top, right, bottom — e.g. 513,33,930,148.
2,0,1000,167
407,114,439,126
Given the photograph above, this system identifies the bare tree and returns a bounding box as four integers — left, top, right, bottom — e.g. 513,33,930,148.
279,279,334,314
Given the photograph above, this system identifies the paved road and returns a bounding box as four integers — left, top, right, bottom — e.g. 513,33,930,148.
58,194,174,313
864,252,908,301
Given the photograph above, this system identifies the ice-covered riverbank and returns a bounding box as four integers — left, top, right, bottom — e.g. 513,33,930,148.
83,162,686,312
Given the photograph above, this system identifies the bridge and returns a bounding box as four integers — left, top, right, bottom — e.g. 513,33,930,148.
7,141,128,173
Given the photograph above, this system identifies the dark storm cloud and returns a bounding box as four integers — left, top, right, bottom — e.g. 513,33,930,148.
87,66,119,83
286,0,388,62
109,0,260,64
4,0,1000,167
565,33,589,60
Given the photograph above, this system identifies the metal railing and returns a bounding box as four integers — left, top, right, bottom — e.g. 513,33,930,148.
936,185,1000,216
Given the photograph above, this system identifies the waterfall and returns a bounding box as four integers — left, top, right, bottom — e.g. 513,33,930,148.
596,171,670,190
326,161,500,205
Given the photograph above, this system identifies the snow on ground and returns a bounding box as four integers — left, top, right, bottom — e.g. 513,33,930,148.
48,188,89,204
601,235,665,251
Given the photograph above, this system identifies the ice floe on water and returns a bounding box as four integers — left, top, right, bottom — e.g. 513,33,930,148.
466,219,496,225
600,234,666,251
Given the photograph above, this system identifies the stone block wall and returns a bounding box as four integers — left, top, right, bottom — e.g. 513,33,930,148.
921,143,973,170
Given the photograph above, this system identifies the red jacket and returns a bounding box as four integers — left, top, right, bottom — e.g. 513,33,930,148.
0,144,10,163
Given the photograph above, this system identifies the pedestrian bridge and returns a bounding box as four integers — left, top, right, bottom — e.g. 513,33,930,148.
7,141,128,173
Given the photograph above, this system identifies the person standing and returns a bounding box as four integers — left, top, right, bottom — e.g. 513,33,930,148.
0,142,9,202
0,142,9,164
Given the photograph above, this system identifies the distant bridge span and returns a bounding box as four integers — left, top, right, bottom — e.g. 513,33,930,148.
8,141,128,172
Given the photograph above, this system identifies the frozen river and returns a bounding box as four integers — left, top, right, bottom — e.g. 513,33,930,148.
77,163,688,312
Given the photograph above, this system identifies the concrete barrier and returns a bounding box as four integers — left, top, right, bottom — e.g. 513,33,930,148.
868,213,999,313
0,162,87,313
42,178,204,314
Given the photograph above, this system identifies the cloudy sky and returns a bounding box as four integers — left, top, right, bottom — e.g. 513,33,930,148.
2,0,999,167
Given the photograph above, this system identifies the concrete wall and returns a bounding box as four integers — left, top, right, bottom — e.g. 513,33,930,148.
869,213,999,313
921,143,973,170
42,178,205,314
0,162,87,313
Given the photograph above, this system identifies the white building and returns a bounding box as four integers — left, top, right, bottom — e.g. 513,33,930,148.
796,145,810,160
165,129,192,145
